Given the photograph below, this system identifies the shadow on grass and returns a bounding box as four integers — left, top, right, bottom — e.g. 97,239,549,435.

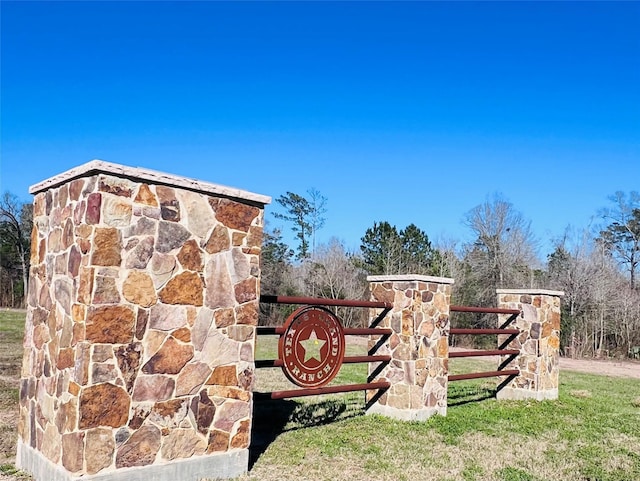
249,395,364,468
447,374,516,407
448,383,496,407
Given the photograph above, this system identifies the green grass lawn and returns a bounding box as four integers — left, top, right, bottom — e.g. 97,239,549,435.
0,310,25,469
1,312,639,481
239,335,640,481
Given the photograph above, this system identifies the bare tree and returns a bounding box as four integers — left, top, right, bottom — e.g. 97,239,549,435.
598,191,640,289
0,192,32,307
548,227,631,357
463,193,539,292
302,238,368,327
432,236,462,279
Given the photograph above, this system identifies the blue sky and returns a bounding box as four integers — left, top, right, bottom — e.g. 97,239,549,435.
2,1,639,258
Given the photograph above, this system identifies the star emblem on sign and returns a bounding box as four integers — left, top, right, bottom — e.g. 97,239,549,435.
299,330,326,363
279,306,346,388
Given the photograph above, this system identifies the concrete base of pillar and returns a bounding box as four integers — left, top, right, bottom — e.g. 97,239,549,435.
17,440,248,481
496,387,558,401
365,403,445,421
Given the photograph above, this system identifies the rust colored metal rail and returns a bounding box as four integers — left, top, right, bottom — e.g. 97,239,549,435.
450,305,520,315
256,326,284,335
256,326,393,336
255,354,391,369
266,381,391,400
344,328,392,336
342,355,390,364
450,328,519,335
449,349,519,358
260,295,392,310
448,369,519,382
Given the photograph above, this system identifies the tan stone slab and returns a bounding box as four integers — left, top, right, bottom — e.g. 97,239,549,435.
496,288,564,296
29,159,272,205
367,274,455,284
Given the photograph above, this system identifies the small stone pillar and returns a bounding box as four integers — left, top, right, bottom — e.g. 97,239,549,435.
496,289,564,401
18,160,270,481
366,275,453,420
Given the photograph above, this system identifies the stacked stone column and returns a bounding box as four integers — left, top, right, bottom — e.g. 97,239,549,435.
18,160,270,481
496,289,563,401
365,275,454,420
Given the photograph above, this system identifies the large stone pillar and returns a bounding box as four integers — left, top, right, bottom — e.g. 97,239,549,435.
18,160,270,481
496,289,564,401
366,275,453,421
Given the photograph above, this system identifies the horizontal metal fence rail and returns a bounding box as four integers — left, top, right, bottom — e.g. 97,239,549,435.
256,326,393,336
259,381,391,400
260,295,393,310
448,305,521,383
255,354,391,369
449,349,519,358
448,370,519,382
450,305,520,315
450,328,519,335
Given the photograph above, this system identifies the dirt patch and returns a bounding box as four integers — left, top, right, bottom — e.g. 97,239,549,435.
450,346,640,379
559,357,640,379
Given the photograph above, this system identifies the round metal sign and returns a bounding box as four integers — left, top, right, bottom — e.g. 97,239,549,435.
278,306,346,388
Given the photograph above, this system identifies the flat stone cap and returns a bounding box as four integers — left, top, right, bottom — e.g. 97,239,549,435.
367,274,455,284
497,288,564,296
29,159,272,205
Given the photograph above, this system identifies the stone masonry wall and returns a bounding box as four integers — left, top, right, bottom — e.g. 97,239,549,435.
366,275,453,421
496,289,563,401
18,161,269,480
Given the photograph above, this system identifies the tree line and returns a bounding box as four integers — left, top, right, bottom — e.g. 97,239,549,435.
264,190,640,359
2,188,639,358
